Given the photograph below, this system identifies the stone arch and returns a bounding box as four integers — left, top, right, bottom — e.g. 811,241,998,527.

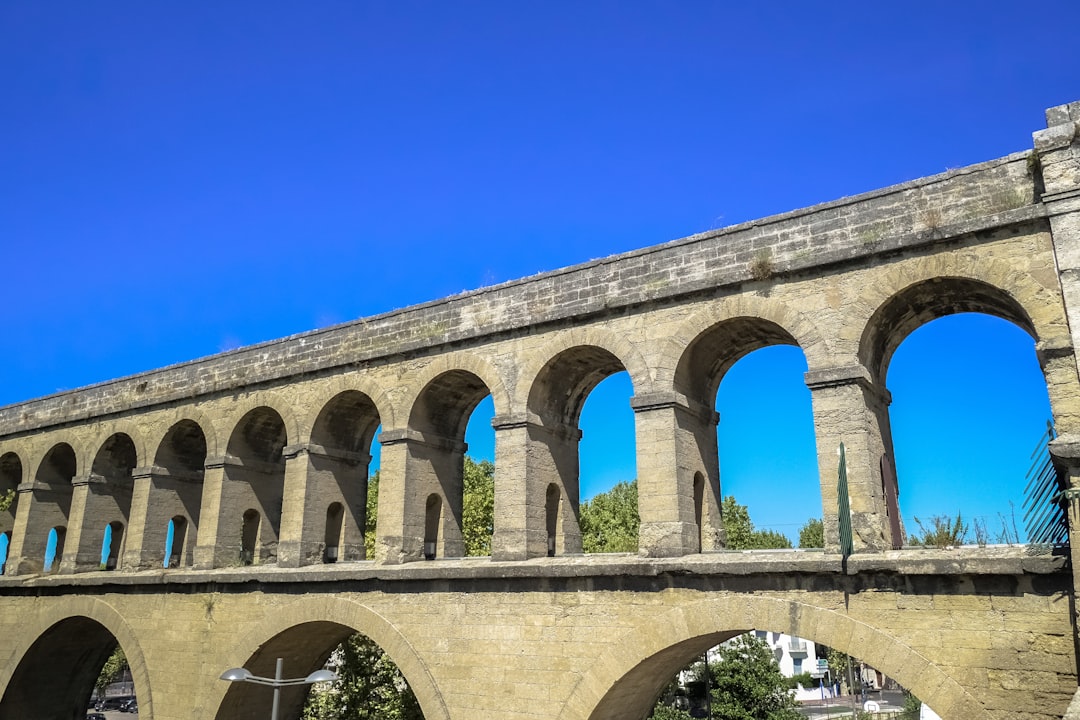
67,432,138,572
664,295,831,395
311,390,384,456
519,336,643,557
226,406,289,465
91,432,138,481
853,255,1066,384
0,597,152,719
673,316,803,410
136,419,210,570
219,406,289,565
207,596,448,720
86,419,149,469
301,389,383,563
396,365,498,560
154,419,210,476
402,351,511,423
35,442,78,486
559,594,983,720
299,375,397,444
517,327,653,411
149,407,221,460
15,443,78,573
218,395,300,456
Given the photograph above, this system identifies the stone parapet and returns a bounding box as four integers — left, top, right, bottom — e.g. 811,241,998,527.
0,545,1065,590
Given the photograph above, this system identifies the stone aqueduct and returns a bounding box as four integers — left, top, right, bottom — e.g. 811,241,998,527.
2,102,1080,720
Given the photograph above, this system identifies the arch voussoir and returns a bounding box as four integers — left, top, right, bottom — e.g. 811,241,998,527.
558,593,987,720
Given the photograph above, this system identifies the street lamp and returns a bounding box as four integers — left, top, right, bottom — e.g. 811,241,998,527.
220,657,338,720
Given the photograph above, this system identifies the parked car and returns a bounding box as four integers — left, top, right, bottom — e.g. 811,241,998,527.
120,698,139,713
86,714,106,720
96,696,133,711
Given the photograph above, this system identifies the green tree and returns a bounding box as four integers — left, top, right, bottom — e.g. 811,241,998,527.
651,704,695,720
462,457,494,556
706,635,801,720
302,633,422,720
822,646,854,694
722,497,792,550
0,488,14,513
899,691,922,720
95,645,128,691
797,518,824,549
364,470,380,559
580,480,639,553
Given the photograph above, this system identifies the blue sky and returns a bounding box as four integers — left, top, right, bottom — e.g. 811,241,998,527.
3,2,1078,546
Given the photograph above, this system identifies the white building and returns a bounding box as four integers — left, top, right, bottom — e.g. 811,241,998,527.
749,629,818,677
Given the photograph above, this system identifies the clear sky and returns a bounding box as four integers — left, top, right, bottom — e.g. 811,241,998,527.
4,2,1078,545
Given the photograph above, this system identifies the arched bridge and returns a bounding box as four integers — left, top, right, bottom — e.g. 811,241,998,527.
2,100,1080,720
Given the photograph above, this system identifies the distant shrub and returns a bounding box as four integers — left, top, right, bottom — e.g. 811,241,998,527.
910,513,968,548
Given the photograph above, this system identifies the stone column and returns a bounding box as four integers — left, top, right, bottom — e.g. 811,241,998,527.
278,443,370,567
374,429,465,563
4,481,70,575
490,413,590,560
806,365,896,552
490,414,540,561
1035,101,1080,384
193,457,235,569
57,474,99,573
123,466,202,570
631,392,723,557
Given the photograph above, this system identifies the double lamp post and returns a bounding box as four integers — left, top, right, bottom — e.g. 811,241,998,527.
220,658,338,720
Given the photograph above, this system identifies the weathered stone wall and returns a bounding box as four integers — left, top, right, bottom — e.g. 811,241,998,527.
0,553,1072,720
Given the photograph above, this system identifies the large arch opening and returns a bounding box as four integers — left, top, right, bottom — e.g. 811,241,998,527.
569,598,972,720
885,312,1052,544
222,407,287,564
406,370,493,559
578,371,638,553
22,443,76,573
674,318,818,550
862,278,1052,546
0,617,140,719
69,433,136,572
308,390,381,564
214,621,428,720
527,346,636,555
150,419,207,569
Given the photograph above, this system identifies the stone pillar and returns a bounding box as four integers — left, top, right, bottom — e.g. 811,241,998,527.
374,429,465,564
57,475,96,574
806,365,895,552
490,414,540,561
59,473,132,573
278,443,370,567
489,413,590,560
631,392,723,557
193,456,247,569
1035,101,1080,384
4,482,69,575
123,466,202,570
